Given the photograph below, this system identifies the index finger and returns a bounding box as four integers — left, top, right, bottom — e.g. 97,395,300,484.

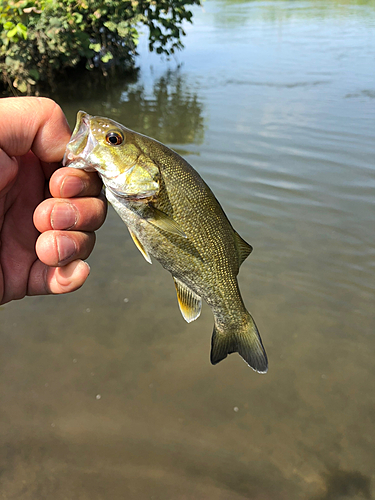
0,97,71,163
49,167,103,198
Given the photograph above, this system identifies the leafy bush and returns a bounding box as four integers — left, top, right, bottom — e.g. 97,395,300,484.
0,0,200,94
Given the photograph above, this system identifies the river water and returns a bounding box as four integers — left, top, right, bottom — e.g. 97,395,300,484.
1,0,375,498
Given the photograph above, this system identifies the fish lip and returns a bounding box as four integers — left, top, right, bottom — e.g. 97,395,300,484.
62,111,98,171
80,112,91,125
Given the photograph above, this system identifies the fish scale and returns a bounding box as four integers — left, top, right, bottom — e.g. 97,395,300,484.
63,111,268,373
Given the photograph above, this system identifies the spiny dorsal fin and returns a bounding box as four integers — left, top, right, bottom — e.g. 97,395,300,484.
128,228,152,264
147,207,187,238
234,231,253,266
173,277,202,323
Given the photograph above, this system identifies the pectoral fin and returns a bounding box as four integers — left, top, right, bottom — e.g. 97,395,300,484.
234,231,253,266
173,277,202,323
128,228,152,264
147,208,187,238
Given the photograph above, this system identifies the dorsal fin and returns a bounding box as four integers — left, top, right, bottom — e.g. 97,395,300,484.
173,277,202,323
128,228,152,264
234,231,253,266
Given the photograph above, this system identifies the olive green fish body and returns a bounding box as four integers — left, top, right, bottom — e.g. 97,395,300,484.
64,112,268,373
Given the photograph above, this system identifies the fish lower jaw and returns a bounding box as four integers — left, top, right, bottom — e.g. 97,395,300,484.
63,153,98,172
106,185,157,202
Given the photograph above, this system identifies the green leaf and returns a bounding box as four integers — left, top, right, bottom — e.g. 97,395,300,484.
48,17,61,27
101,52,113,63
17,23,27,39
28,68,40,80
7,27,18,38
103,21,116,32
73,12,83,23
89,42,101,52
13,78,27,93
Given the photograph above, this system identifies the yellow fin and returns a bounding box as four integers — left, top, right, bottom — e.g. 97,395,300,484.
234,231,253,266
128,228,152,264
173,277,202,323
147,208,187,238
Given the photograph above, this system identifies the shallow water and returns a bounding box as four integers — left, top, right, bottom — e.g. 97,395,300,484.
1,0,375,498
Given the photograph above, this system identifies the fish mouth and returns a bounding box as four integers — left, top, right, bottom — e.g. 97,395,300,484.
63,111,99,172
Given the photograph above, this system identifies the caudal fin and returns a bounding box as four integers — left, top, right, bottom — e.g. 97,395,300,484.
210,313,268,373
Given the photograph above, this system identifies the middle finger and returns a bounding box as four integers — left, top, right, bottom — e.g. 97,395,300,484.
34,195,107,233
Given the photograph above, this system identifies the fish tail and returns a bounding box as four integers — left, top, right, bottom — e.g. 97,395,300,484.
210,312,268,373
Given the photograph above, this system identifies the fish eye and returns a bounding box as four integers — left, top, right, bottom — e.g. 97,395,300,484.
105,131,124,146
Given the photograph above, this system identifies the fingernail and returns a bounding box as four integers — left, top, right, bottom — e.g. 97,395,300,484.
51,203,77,230
57,235,77,263
60,175,85,198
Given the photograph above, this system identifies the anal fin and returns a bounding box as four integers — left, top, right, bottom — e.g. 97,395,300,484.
128,228,152,264
173,277,202,323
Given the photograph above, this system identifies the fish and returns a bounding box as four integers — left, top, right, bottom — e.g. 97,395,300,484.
63,111,268,373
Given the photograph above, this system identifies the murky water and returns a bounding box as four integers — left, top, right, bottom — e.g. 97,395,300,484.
1,0,375,498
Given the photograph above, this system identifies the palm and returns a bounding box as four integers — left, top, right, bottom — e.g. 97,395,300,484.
0,152,49,304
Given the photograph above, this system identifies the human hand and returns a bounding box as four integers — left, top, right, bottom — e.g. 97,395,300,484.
0,97,107,305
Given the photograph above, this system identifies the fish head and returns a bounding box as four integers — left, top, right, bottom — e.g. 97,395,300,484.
63,111,160,201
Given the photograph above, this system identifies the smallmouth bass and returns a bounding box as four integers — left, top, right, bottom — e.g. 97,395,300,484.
63,111,268,373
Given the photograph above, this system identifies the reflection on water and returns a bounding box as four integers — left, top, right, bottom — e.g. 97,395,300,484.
119,71,205,145
56,68,205,146
1,0,375,498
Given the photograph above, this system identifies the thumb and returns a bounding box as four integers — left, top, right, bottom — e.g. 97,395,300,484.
0,97,71,163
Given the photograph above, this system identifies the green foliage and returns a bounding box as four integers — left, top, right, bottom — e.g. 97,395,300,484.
0,0,200,94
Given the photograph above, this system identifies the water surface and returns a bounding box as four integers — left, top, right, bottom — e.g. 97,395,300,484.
1,0,375,498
